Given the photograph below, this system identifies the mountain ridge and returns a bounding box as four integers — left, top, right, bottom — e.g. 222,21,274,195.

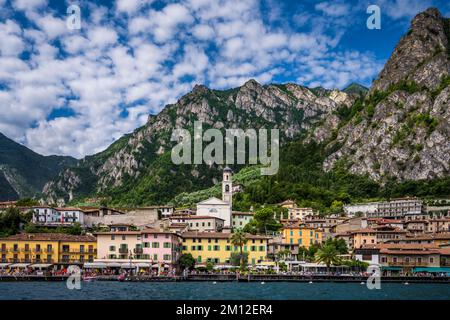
0,132,77,201
43,79,357,205
4,8,448,207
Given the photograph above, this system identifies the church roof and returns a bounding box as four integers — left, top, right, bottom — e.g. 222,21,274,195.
223,166,233,172
197,197,230,206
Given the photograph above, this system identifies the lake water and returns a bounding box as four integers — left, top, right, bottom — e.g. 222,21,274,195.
0,281,449,300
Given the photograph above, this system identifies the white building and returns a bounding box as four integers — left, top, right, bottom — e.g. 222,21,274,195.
196,167,233,226
32,206,85,226
289,207,314,221
343,202,379,217
196,198,232,227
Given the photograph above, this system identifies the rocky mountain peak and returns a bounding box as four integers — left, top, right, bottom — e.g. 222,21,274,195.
192,84,209,94
323,8,450,183
241,78,261,90
370,7,449,94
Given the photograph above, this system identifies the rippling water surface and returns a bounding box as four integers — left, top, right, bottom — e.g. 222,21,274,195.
0,281,449,300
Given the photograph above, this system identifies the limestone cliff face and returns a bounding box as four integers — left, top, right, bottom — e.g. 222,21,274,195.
371,8,449,93
44,80,353,204
323,8,450,182
44,8,450,204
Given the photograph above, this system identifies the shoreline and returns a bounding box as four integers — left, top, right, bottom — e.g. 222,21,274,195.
1,274,449,283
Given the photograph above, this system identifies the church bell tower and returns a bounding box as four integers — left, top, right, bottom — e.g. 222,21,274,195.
222,167,233,207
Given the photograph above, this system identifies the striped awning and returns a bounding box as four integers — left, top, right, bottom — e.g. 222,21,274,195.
134,262,151,268
9,263,30,268
30,264,53,268
84,262,107,269
106,262,122,268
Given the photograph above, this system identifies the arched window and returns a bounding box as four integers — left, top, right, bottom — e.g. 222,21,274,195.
225,185,230,192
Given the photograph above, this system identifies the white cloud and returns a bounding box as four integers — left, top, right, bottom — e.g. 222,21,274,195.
34,14,67,39
13,0,47,11
0,0,387,158
315,2,350,17
377,0,434,20
0,20,25,56
87,27,118,47
116,0,148,15
149,3,194,42
192,24,215,40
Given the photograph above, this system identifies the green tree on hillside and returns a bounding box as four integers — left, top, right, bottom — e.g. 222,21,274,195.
243,207,282,235
0,207,25,237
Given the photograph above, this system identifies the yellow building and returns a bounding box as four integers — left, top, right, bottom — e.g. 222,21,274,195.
0,233,97,267
181,232,269,265
281,224,323,248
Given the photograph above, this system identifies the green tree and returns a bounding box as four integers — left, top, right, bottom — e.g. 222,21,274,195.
324,238,348,254
230,252,248,267
251,207,282,235
231,230,248,268
330,200,344,214
206,261,214,272
15,198,39,207
315,244,341,273
0,207,24,237
99,198,108,207
278,261,288,272
178,253,196,270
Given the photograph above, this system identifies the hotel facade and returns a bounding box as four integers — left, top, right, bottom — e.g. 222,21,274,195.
0,233,96,268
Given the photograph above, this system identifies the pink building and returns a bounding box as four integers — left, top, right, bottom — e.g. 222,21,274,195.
141,229,182,268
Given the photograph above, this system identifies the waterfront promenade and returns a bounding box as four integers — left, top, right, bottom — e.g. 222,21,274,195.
1,273,449,283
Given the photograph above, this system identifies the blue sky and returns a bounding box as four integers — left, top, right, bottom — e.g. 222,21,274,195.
0,0,449,158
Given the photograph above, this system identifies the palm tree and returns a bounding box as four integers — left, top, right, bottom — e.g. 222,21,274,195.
315,244,341,274
231,230,248,268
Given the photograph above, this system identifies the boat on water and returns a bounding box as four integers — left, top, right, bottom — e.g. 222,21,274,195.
82,276,97,282
117,274,128,282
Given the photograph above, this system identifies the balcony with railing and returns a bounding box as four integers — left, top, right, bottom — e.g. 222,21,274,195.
134,248,143,254
119,248,129,254
59,258,83,264
387,261,430,267
69,249,97,254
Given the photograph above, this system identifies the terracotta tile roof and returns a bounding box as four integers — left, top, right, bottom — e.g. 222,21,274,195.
350,227,406,234
141,228,179,235
0,233,96,242
94,231,141,236
405,220,428,224
55,207,83,211
438,247,450,255
232,211,254,215
403,232,450,240
361,243,440,250
379,249,440,255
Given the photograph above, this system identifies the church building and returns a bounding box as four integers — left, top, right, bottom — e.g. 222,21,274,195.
196,167,233,227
